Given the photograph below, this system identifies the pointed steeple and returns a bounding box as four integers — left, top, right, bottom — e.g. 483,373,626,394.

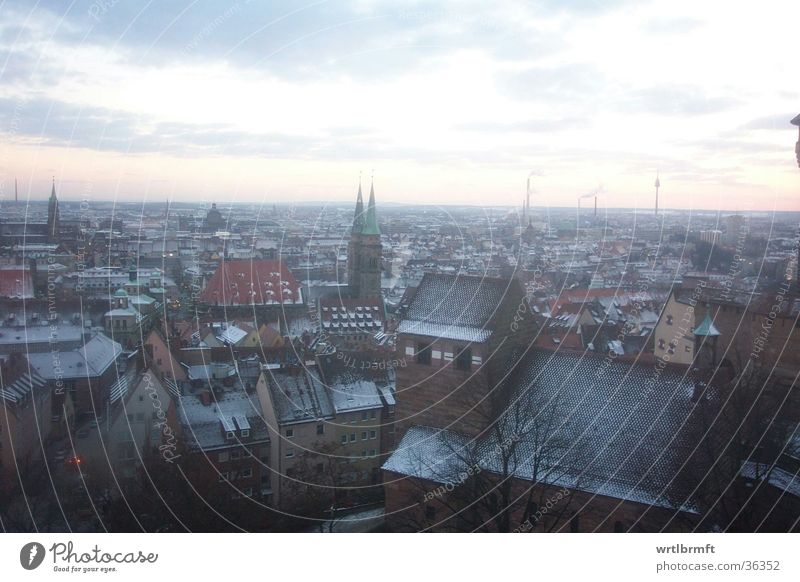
361,177,380,236
47,177,60,241
352,176,365,232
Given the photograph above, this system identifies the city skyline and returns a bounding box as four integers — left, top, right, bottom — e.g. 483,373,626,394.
0,0,798,211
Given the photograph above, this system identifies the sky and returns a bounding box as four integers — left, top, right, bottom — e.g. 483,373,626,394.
0,0,798,211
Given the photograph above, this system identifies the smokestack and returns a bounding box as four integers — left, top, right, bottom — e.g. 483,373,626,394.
15,178,18,203
594,195,597,218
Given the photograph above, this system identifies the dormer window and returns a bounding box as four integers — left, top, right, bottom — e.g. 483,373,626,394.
225,431,235,440
241,429,250,438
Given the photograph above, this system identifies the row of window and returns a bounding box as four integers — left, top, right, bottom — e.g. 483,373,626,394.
415,343,473,371
217,467,253,482
340,430,377,444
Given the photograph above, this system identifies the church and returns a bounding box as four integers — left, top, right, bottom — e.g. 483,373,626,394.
316,179,386,351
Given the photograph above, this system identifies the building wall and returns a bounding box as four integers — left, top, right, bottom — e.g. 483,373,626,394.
383,470,695,533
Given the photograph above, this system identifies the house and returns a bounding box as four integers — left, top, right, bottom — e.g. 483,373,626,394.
393,273,536,437
173,375,270,502
0,353,51,490
383,350,706,532
28,332,124,419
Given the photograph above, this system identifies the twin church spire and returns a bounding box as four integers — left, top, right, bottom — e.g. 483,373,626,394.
348,175,381,299
351,175,380,236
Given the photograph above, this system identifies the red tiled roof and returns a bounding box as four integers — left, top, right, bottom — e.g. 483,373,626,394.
0,268,34,298
199,260,303,306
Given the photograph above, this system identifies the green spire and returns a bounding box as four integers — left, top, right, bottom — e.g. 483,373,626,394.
693,312,720,337
352,178,364,233
361,179,380,235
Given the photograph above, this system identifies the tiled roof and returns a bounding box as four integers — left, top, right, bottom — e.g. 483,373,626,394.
399,273,517,340
0,268,34,298
384,350,704,510
199,260,303,306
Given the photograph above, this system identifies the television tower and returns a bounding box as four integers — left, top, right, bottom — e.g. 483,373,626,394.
654,171,660,216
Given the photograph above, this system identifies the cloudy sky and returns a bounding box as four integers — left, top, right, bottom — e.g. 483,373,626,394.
0,0,798,210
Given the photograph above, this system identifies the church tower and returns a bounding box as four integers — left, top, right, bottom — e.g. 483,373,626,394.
47,178,60,243
347,179,365,290
348,178,381,299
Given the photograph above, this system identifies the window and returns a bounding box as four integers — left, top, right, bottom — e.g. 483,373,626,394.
317,424,324,435
416,342,432,365
316,463,324,474
369,449,376,457
285,450,294,459
218,452,229,462
285,428,294,438
240,468,252,478
136,413,144,422
243,487,253,497
370,410,377,419
241,429,250,438
341,434,347,444
226,431,235,440
218,472,229,482
349,433,356,442
361,411,368,420
361,431,368,441
369,430,376,439
455,347,472,371
231,450,241,460
361,450,367,457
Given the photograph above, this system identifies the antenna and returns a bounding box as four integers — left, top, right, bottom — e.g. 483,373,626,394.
655,170,660,216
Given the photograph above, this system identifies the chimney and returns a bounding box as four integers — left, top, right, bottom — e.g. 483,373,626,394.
200,390,212,406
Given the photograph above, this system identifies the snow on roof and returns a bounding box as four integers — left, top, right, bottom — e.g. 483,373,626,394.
178,388,268,450
396,320,492,342
740,462,800,498
384,350,704,511
266,368,335,424
403,273,515,332
216,324,249,346
28,333,122,379
327,374,384,413
0,368,47,404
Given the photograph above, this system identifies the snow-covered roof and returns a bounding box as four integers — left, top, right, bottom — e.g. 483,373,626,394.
384,350,705,512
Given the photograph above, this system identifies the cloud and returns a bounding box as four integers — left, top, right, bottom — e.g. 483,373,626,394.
455,117,583,133
622,84,739,116
740,114,799,131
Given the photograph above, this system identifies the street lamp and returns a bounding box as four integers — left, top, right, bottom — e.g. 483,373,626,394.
792,114,800,168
